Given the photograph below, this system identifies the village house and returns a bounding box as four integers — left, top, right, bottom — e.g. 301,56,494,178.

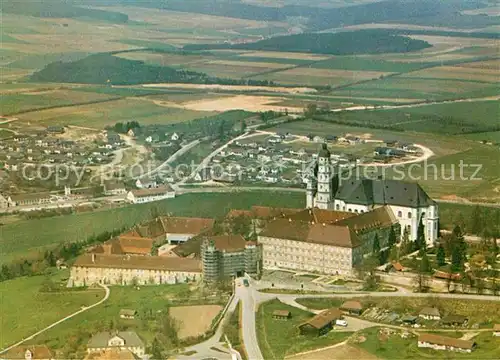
107,132,120,145
126,185,175,204
135,177,157,189
340,300,363,315
103,181,127,196
170,132,180,141
272,310,291,320
91,236,154,256
119,309,137,320
417,333,476,353
87,331,145,357
0,193,10,210
298,308,343,336
493,324,500,336
401,315,418,325
419,307,441,320
441,315,468,327
2,345,55,360
69,253,202,287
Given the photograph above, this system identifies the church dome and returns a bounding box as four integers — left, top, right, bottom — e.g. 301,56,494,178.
318,143,331,158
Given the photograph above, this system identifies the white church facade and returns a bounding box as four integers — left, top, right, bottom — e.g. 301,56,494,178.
306,144,439,243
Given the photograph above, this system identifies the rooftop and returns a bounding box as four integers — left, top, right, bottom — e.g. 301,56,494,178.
88,331,144,349
130,185,174,198
418,333,475,350
73,253,202,272
207,234,247,252
300,308,343,329
3,345,53,359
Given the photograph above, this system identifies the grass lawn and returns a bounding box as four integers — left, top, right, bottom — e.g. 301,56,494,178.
257,299,353,360
0,270,105,349
34,283,193,352
0,191,305,263
171,140,214,167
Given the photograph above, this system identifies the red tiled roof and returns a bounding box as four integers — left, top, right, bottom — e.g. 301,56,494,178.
340,300,363,311
300,308,343,329
392,262,404,271
161,216,215,234
73,253,202,272
418,333,475,350
130,185,174,198
209,235,247,252
3,345,54,359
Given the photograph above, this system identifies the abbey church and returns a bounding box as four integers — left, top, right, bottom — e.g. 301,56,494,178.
306,144,439,243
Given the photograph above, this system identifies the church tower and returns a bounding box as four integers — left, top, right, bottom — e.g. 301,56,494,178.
315,143,332,209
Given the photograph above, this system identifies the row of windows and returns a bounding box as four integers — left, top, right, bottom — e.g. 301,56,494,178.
335,204,366,213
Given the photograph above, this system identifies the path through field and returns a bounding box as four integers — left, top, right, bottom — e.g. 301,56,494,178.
0,284,110,355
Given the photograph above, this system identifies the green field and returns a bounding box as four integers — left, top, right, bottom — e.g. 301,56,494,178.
316,100,500,134
16,97,215,129
311,57,427,73
0,191,305,263
34,283,194,354
0,90,119,115
0,270,105,349
257,299,353,359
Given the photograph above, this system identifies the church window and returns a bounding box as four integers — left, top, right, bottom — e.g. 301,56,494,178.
408,212,412,219
336,204,340,210
397,211,402,217
355,209,358,213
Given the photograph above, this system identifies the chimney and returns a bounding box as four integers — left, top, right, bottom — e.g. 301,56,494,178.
91,253,96,263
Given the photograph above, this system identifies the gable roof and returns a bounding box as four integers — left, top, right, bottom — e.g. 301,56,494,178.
441,314,468,324
88,331,144,349
260,218,362,248
334,178,434,208
418,333,475,350
129,185,174,198
335,206,398,232
340,300,363,311
288,207,355,224
419,307,441,317
161,216,215,235
3,345,54,359
73,253,201,272
300,308,343,329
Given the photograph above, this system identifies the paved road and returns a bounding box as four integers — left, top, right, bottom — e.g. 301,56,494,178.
0,284,110,355
238,277,264,360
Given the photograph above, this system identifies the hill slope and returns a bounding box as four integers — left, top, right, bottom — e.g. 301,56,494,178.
185,30,432,55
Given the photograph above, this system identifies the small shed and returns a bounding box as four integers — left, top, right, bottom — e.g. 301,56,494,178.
340,300,363,315
272,310,291,320
120,309,137,320
401,315,418,325
441,315,468,327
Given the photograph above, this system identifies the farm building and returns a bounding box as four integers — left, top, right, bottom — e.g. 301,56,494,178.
401,315,418,325
2,345,54,360
119,309,137,320
272,310,291,320
87,331,145,357
126,185,175,204
298,308,343,336
441,315,468,327
417,333,476,353
419,307,441,320
340,300,363,315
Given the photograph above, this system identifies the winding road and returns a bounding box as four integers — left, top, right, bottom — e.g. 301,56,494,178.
0,284,110,355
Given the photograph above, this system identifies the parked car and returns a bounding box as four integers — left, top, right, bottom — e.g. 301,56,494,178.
335,319,348,327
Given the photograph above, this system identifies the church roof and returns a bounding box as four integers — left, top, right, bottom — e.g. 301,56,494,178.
334,178,434,208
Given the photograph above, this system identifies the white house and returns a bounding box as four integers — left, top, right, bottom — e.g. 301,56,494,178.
493,324,500,336
417,333,475,353
135,177,157,189
87,331,145,357
306,144,439,243
171,132,180,141
127,185,175,204
418,307,441,320
145,136,153,143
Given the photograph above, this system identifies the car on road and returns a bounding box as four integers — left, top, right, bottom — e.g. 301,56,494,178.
335,319,348,327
